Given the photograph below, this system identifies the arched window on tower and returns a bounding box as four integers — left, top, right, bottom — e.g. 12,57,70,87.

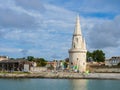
76,38,78,43
83,62,85,65
77,58,79,60
73,42,75,48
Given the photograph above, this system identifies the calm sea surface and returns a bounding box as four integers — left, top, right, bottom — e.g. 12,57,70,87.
0,79,120,90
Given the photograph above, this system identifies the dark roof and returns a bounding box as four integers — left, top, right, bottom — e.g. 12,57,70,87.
0,60,31,64
0,56,8,58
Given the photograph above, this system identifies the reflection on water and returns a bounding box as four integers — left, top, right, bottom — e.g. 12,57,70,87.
0,79,120,90
70,79,87,90
71,79,120,90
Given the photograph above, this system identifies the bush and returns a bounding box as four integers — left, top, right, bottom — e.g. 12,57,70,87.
117,63,120,66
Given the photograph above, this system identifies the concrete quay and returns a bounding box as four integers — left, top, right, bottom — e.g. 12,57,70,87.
0,72,120,80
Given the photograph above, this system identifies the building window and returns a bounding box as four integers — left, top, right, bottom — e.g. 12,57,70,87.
74,44,75,48
83,63,85,65
77,58,78,60
76,38,78,43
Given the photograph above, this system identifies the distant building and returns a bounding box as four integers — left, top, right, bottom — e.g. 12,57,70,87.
0,60,33,72
69,15,87,72
46,61,54,67
0,56,9,61
46,61,61,70
105,56,120,66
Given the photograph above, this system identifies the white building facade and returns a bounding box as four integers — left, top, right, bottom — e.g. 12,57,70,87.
0,56,9,61
69,16,87,72
105,56,120,66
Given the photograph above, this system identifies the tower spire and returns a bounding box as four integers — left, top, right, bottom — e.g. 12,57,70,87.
69,15,87,72
74,15,82,36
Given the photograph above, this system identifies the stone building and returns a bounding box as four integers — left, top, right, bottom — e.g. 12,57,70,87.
0,60,33,72
0,56,9,61
69,15,87,72
105,56,120,66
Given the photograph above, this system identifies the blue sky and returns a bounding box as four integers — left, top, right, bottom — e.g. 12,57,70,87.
0,0,120,60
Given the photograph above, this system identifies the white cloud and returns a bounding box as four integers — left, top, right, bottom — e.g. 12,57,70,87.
0,47,21,53
88,15,120,48
0,0,120,59
62,0,120,14
0,0,77,60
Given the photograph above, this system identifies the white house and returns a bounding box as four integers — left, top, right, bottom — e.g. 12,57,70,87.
0,56,9,61
105,56,120,66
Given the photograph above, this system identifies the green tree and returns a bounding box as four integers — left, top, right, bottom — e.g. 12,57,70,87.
117,63,120,66
87,50,105,62
27,56,34,61
9,58,15,60
92,50,105,62
64,62,68,69
65,58,69,62
36,58,47,67
87,51,93,62
27,56,47,67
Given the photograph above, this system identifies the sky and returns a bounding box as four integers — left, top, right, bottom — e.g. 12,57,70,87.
0,0,120,60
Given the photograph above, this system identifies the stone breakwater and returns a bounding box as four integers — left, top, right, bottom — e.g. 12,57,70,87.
0,72,120,80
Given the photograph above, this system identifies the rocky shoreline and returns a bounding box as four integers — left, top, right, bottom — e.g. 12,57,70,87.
0,72,120,80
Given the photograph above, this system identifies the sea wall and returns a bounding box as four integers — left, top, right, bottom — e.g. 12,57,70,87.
89,67,120,73
30,67,47,72
0,72,120,80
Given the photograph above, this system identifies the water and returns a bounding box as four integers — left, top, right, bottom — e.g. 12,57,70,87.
0,79,120,90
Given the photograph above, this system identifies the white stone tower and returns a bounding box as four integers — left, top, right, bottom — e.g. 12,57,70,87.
69,15,87,72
